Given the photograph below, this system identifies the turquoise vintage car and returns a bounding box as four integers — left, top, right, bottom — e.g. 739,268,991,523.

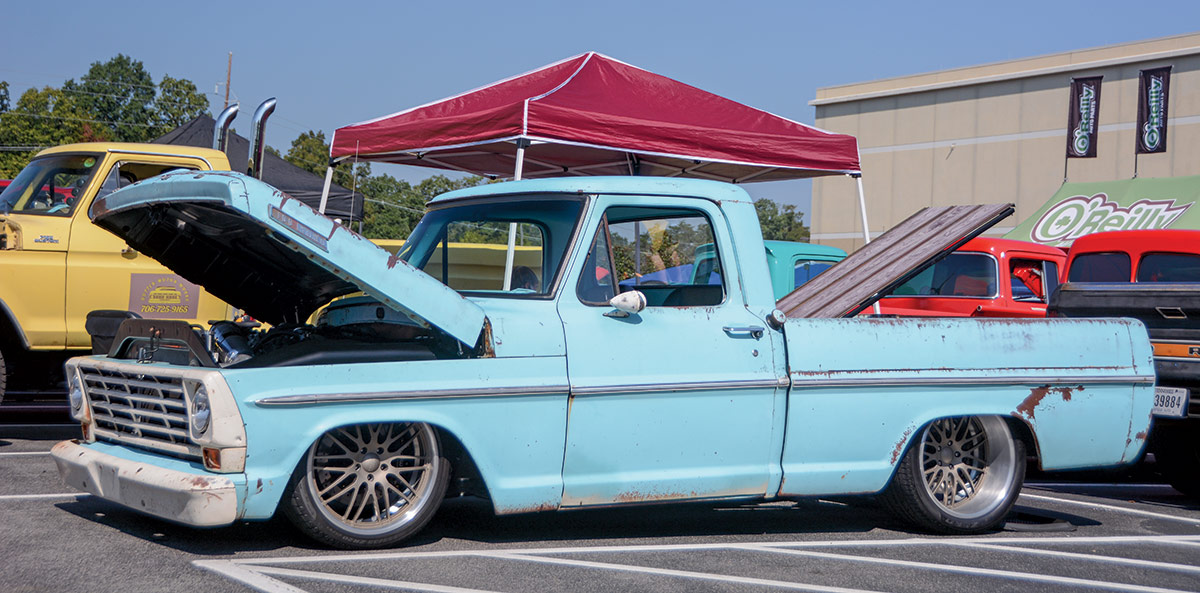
52,172,1154,549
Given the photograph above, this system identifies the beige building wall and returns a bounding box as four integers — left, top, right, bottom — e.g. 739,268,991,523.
811,33,1200,252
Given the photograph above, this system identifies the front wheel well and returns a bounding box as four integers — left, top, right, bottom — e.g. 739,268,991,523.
433,426,492,501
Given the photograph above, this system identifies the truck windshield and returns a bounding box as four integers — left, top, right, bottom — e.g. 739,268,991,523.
0,153,103,217
887,253,998,298
395,196,585,296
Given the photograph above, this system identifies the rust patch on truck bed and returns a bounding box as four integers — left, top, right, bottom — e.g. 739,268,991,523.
1016,385,1083,420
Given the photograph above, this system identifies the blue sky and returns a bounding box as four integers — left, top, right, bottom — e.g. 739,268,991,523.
2,1,1199,220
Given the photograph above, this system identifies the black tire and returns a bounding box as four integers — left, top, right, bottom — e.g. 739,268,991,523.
1154,428,1200,498
881,416,1025,534
283,422,450,549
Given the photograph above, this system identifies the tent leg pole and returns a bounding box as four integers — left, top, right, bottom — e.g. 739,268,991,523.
318,165,335,215
852,174,881,315
502,140,530,291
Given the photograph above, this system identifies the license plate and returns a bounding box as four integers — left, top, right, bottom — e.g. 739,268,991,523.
1153,386,1189,418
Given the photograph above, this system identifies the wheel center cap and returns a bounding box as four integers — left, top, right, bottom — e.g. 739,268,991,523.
938,447,956,465
361,455,381,472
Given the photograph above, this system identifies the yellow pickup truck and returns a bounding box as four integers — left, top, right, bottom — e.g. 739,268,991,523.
0,143,236,402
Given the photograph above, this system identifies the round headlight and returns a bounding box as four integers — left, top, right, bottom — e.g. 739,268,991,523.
191,384,211,434
67,373,84,415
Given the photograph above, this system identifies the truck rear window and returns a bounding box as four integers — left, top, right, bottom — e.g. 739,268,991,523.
1067,253,1131,282
1136,253,1200,282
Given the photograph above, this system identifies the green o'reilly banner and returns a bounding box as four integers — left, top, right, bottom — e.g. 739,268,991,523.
1004,176,1200,247
1067,76,1102,158
1137,66,1171,154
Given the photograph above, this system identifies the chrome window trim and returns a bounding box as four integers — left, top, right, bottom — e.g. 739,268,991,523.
107,150,213,169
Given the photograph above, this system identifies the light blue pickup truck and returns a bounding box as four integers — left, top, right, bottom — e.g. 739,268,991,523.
52,172,1155,549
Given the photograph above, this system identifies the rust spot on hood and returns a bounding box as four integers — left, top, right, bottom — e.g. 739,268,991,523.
1016,385,1082,420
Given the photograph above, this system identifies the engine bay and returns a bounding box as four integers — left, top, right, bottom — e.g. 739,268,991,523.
98,296,467,369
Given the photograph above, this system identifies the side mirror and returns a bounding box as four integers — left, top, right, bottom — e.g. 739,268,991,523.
605,291,646,318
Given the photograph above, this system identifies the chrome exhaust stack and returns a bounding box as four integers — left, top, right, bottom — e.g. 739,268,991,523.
212,104,239,154
247,98,277,180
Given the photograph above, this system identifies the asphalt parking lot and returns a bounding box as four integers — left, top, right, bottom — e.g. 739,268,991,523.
3,412,1199,593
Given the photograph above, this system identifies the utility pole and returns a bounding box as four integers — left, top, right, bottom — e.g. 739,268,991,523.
223,52,232,109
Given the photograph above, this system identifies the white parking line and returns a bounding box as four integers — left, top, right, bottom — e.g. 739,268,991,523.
955,541,1200,575
203,535,1200,593
1029,483,1179,490
0,451,50,457
1019,493,1200,525
257,565,513,593
750,545,1193,593
0,493,86,501
490,551,876,593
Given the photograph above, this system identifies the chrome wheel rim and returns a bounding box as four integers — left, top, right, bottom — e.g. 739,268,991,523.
919,416,1017,519
305,422,440,536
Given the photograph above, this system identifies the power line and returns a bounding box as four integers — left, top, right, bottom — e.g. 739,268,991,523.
0,111,160,128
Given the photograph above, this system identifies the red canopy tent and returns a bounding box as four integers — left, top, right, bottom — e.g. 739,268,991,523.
328,52,861,183
322,52,872,290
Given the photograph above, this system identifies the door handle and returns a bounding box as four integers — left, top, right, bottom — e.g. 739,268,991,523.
723,325,764,339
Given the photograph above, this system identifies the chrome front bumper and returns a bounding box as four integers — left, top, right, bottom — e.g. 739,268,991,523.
50,440,238,527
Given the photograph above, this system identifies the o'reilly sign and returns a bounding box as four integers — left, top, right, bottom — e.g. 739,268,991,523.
1031,193,1192,245
1137,66,1171,154
1067,76,1102,158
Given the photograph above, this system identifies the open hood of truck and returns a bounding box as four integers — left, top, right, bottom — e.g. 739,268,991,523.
90,171,489,348
777,203,1014,318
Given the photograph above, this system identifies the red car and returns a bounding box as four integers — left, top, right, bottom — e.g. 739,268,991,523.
876,237,1066,317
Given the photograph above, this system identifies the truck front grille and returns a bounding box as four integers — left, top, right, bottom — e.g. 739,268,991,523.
81,366,200,460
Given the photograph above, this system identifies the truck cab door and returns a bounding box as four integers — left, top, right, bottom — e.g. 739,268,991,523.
555,198,785,506
64,156,221,348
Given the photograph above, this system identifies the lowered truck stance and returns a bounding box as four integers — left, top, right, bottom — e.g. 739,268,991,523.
52,173,1154,549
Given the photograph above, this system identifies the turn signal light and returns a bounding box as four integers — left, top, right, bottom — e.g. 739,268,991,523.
203,447,221,470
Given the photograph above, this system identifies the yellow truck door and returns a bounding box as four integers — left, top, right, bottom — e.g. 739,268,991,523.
63,154,231,348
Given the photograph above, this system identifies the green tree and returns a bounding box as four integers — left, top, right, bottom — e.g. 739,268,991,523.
62,54,157,142
0,87,90,177
359,174,488,240
754,198,810,242
285,130,370,190
0,81,9,112
154,75,209,135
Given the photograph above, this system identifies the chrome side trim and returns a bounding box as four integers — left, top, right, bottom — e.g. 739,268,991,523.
255,384,570,406
571,378,788,396
255,377,790,406
790,373,1155,388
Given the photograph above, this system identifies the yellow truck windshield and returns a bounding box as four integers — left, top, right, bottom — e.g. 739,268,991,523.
0,153,104,217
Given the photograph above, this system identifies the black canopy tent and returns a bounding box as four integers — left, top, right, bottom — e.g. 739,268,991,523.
153,115,365,222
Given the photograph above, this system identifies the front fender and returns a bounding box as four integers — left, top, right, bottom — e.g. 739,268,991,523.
226,356,569,519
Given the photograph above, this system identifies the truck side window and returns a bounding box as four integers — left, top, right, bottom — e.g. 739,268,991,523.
581,207,725,307
576,219,618,305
